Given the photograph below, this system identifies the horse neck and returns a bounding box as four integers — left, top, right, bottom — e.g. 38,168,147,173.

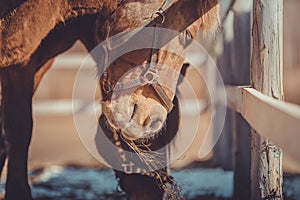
65,0,120,18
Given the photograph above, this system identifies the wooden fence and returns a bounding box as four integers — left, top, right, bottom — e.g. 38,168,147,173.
214,0,300,199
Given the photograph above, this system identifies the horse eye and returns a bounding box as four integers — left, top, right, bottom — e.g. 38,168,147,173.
179,30,193,48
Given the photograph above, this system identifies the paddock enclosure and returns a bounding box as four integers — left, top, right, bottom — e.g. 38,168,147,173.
0,0,300,199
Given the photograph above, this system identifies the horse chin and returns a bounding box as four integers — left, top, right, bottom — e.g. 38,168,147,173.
121,126,164,141
110,120,164,140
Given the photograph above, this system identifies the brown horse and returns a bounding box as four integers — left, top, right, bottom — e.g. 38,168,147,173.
0,0,219,199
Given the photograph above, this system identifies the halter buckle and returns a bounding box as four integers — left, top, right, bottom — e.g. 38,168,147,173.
151,10,165,24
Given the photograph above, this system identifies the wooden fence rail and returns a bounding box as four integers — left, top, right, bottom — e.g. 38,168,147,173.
227,87,300,158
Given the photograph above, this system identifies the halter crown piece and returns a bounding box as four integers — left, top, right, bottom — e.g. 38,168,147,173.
101,1,174,113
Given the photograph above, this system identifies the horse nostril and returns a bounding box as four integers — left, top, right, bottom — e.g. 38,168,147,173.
130,103,138,120
148,116,163,131
143,116,151,127
146,105,167,131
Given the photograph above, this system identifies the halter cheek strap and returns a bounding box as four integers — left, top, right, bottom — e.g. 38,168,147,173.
148,9,174,113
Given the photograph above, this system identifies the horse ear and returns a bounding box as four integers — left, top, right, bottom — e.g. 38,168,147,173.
177,63,189,85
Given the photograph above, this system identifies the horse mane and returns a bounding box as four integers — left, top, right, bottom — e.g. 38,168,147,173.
0,0,26,18
200,1,220,35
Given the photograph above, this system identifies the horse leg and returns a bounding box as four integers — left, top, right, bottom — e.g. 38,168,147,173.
115,171,165,200
1,66,35,200
0,107,7,179
0,14,94,200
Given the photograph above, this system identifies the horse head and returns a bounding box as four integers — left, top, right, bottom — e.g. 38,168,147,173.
95,1,219,140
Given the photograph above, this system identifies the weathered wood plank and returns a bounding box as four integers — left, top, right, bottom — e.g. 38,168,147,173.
226,86,300,163
251,1,284,100
250,0,283,199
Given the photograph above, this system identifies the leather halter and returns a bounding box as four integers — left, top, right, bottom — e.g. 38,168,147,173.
101,3,174,113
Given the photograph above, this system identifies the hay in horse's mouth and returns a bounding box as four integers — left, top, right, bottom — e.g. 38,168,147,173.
102,114,166,166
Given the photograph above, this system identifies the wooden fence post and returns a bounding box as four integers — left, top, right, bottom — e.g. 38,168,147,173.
250,0,283,199
216,1,252,199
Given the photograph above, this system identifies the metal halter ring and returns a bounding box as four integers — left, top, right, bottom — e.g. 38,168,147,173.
143,70,158,83
151,10,165,24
